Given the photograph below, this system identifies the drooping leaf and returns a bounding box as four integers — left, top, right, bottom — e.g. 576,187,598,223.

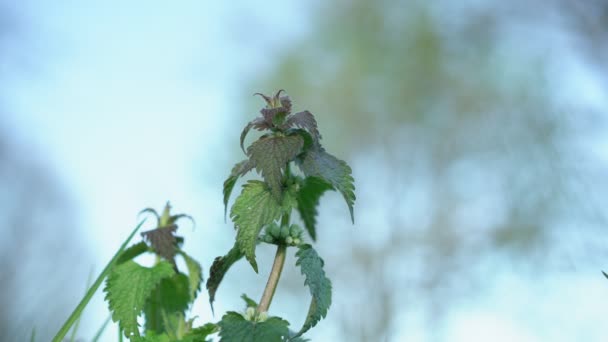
207,243,245,311
104,260,175,338
141,225,179,269
282,111,321,143
143,273,191,335
247,135,304,200
240,293,258,309
217,312,290,342
230,181,283,272
296,177,333,241
297,146,356,223
116,241,150,264
293,244,332,338
177,250,203,301
179,323,219,342
223,159,255,220
240,117,270,153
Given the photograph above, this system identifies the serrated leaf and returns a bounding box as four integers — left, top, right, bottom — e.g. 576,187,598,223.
241,294,258,309
293,244,332,338
297,146,356,223
177,250,203,301
218,312,289,342
117,241,150,264
296,177,333,241
247,135,304,200
240,117,270,153
144,273,191,335
104,260,175,338
282,111,321,143
141,225,179,269
207,243,245,312
179,323,219,342
230,181,283,272
223,159,255,220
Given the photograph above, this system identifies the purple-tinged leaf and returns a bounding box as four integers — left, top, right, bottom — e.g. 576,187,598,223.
141,225,179,269
282,110,321,143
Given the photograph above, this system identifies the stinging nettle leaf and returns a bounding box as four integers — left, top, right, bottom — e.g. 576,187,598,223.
206,243,245,312
240,117,270,154
297,146,356,223
247,135,304,200
296,177,333,241
141,225,179,269
293,244,332,338
223,159,255,220
177,250,203,301
217,311,290,342
143,272,191,334
230,181,283,272
281,110,321,143
104,260,175,338
240,293,258,309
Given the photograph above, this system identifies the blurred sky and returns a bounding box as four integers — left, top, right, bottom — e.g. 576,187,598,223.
2,1,608,341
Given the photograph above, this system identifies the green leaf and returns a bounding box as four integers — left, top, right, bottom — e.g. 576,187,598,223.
131,332,171,342
296,177,333,241
223,160,255,220
104,260,175,338
240,117,270,153
282,110,321,143
141,225,179,268
143,272,191,335
206,243,245,312
179,323,219,342
116,241,150,264
217,312,289,342
241,293,258,309
297,146,356,223
53,220,147,342
247,135,304,200
230,181,283,272
603,271,608,279
177,250,203,301
293,244,332,338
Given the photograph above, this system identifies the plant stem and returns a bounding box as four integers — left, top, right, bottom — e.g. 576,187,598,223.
257,161,293,313
257,244,287,313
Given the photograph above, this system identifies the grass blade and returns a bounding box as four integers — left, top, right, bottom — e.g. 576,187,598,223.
52,220,147,342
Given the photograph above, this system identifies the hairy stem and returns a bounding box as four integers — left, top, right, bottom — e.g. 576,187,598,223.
257,243,287,313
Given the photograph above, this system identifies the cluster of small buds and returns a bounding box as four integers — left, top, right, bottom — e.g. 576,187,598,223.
244,307,268,322
261,222,303,246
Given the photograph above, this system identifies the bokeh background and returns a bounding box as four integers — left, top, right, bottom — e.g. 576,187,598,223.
2,0,608,341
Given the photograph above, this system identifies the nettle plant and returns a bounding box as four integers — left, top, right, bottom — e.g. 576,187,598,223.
51,90,355,342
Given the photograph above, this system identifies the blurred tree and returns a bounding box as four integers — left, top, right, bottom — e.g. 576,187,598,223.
246,0,608,340
0,3,90,341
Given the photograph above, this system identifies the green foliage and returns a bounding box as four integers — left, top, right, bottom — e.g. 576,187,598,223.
247,135,304,200
296,177,333,240
178,250,203,301
179,323,218,342
293,244,332,338
105,260,175,338
143,273,191,335
217,312,290,342
56,92,354,342
206,243,244,311
603,271,608,279
241,294,258,309
297,146,356,223
230,181,284,271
